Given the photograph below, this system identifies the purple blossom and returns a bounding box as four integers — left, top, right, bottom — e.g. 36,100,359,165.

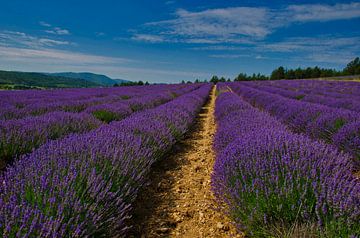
0,84,211,236
212,90,359,236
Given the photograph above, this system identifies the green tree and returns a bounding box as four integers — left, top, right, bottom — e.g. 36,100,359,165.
210,75,219,84
343,57,360,75
219,77,226,82
234,73,249,81
270,66,285,80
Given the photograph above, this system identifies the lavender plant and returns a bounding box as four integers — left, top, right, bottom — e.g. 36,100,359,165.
0,84,201,168
0,84,211,237
228,82,360,167
212,91,360,237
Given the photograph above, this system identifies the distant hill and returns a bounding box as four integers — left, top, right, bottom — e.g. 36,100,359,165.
48,72,130,86
0,70,101,89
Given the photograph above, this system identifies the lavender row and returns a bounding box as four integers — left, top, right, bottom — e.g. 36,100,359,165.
228,82,360,166
265,80,360,98
0,84,201,169
0,84,185,106
0,88,131,120
242,81,360,112
212,91,360,237
0,84,211,237
0,84,199,120
0,112,101,169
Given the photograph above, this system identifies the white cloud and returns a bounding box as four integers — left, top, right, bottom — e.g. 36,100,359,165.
147,7,270,39
258,36,360,64
45,27,70,35
204,35,360,64
39,21,52,27
255,55,266,59
209,54,250,59
38,39,70,46
134,2,360,44
165,1,175,5
0,31,70,48
131,34,166,43
95,32,105,37
40,21,71,35
0,46,132,65
0,30,132,66
286,2,360,22
209,53,267,60
304,52,358,64
191,45,249,51
259,36,360,53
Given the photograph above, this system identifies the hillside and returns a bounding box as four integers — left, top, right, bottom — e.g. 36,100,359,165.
0,70,101,89
48,72,130,86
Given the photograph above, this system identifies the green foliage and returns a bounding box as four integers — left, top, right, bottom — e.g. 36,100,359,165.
114,80,149,87
235,73,269,81
0,70,100,89
295,95,305,100
210,75,227,84
271,66,286,80
92,110,119,123
270,66,342,80
48,72,129,86
228,57,360,82
120,95,131,100
343,57,360,75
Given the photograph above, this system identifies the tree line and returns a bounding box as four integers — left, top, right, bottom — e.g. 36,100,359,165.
114,57,360,86
208,57,360,83
114,81,150,87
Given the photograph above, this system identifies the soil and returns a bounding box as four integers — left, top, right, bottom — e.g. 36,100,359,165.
130,86,242,237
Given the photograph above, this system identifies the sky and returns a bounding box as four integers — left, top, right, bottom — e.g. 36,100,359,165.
0,0,359,83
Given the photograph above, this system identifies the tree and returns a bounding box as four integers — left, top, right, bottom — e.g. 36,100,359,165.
343,57,360,75
311,66,321,78
286,69,296,79
270,66,285,80
210,75,219,84
234,73,249,81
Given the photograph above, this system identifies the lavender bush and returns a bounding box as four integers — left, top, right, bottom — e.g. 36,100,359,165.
212,91,360,237
242,80,360,112
228,82,360,167
0,112,101,168
0,84,211,237
0,84,201,168
0,84,200,120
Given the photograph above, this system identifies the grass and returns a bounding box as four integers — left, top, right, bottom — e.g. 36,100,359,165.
92,110,119,123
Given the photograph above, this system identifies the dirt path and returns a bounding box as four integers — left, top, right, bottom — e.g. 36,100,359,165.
130,86,241,237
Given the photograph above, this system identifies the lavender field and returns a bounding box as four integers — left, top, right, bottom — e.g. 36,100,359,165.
0,84,211,236
0,80,359,237
213,81,360,237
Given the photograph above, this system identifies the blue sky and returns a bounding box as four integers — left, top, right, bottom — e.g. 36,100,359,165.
0,0,359,83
